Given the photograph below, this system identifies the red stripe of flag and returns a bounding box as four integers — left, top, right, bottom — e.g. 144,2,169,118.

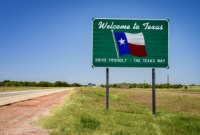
128,43,147,57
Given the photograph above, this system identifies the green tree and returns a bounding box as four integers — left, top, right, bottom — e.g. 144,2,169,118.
71,83,81,87
39,81,51,87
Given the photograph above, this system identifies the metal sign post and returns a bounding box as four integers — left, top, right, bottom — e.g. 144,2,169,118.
152,68,156,114
106,68,109,110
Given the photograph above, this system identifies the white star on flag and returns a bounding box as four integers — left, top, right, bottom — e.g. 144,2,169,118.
118,38,125,45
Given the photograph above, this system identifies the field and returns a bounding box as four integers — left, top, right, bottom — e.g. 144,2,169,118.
0,87,53,93
37,87,200,135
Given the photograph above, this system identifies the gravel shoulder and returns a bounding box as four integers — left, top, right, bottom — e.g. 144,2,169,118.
0,91,71,135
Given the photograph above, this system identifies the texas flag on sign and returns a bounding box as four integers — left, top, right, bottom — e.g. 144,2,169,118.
113,31,147,57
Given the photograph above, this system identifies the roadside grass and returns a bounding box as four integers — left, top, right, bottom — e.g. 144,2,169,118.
0,86,55,93
37,87,200,135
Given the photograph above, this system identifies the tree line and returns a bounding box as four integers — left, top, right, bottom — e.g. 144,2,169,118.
100,83,185,89
0,80,81,87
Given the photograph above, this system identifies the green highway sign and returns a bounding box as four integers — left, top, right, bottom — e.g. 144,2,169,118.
92,18,169,68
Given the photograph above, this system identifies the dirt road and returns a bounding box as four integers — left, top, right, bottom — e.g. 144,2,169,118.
0,91,71,135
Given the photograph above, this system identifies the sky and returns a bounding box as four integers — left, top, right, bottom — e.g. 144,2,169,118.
0,0,200,85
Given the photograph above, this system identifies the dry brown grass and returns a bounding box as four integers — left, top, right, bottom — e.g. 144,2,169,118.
121,88,200,117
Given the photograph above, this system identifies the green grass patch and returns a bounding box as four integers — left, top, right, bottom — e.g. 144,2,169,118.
37,87,200,135
80,115,100,129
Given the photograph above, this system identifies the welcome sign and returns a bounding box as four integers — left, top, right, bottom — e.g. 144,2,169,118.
92,18,169,68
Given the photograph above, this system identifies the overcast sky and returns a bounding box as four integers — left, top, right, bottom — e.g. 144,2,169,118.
0,0,200,85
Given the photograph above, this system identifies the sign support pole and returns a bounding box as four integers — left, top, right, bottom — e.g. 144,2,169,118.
106,68,109,110
152,68,156,114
